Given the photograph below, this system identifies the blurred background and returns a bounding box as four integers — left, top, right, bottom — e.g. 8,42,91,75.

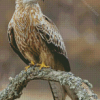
0,0,100,99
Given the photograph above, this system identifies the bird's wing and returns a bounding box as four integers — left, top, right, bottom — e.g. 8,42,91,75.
7,20,30,65
35,15,70,71
36,15,67,56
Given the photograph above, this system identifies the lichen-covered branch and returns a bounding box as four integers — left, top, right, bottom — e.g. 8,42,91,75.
0,65,99,100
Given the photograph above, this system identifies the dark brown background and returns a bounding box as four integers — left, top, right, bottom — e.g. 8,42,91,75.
0,0,100,99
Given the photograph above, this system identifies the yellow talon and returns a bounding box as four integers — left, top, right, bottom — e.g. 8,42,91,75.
37,62,50,70
25,65,30,71
30,61,35,65
25,61,35,71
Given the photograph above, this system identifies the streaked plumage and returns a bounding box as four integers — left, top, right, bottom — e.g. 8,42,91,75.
7,0,70,72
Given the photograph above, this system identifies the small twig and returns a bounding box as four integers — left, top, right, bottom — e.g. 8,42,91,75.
0,65,99,100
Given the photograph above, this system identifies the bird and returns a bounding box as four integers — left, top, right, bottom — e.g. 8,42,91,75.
7,0,70,99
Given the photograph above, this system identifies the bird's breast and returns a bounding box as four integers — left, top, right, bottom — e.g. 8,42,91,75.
14,6,43,37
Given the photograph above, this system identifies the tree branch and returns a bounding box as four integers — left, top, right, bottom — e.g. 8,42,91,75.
0,65,99,100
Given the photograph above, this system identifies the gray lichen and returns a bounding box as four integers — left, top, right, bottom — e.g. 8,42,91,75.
0,65,99,100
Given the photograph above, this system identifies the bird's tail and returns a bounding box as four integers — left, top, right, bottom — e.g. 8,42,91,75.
48,81,67,100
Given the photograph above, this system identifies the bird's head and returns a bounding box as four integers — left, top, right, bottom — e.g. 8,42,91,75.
16,0,44,4
22,0,44,3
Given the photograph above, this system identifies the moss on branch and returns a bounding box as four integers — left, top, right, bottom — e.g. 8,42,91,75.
0,65,99,100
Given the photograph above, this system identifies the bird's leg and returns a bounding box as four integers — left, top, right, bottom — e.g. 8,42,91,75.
25,61,35,71
36,62,50,70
